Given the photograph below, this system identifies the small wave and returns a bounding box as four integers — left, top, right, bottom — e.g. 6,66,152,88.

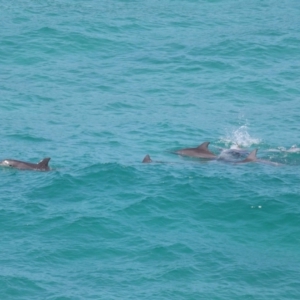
7,133,51,142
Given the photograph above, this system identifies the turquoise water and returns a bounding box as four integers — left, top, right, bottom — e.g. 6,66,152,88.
1,1,300,299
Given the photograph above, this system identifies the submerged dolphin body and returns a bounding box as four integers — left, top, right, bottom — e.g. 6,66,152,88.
174,142,216,159
219,147,249,159
0,157,51,171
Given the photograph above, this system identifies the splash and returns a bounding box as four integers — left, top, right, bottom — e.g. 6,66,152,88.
221,125,261,148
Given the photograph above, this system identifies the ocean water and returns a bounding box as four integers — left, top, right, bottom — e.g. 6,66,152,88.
1,1,300,299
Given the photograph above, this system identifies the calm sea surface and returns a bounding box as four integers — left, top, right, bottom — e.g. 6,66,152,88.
1,1,300,299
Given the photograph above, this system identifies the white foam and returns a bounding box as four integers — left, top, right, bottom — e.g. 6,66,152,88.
267,146,300,153
286,145,300,153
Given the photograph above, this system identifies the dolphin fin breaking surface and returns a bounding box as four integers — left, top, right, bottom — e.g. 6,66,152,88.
37,158,51,169
142,155,152,163
240,149,258,163
196,142,211,152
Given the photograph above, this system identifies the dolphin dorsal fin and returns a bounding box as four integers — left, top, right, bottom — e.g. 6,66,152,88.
196,142,210,152
142,155,152,163
38,157,51,168
244,149,258,162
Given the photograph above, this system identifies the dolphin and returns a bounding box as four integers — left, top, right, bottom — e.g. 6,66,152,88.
0,157,51,171
174,142,216,159
145,150,259,164
142,155,166,164
235,149,281,166
142,155,176,164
